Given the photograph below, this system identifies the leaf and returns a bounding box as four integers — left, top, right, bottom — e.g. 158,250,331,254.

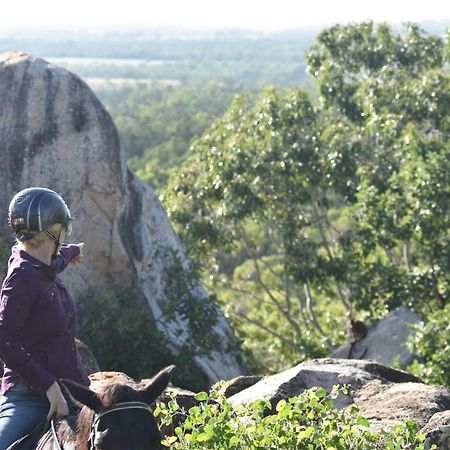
161,436,177,446
195,432,210,442
357,416,370,427
316,387,327,398
298,426,315,440
195,391,209,401
229,436,240,446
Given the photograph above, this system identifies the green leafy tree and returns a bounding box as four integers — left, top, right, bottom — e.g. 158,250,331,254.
99,82,238,191
163,88,358,372
307,22,449,316
163,22,449,373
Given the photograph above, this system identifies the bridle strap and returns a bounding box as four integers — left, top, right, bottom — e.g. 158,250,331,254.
94,401,153,423
89,402,154,450
50,419,63,450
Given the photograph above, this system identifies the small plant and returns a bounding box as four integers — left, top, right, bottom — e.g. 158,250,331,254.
155,386,435,449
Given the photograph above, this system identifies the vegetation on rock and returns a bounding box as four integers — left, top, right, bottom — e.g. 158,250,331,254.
156,385,436,449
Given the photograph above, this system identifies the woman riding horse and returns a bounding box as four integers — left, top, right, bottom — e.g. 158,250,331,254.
0,187,89,448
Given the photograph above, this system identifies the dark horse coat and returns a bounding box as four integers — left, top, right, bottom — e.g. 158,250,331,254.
33,365,175,450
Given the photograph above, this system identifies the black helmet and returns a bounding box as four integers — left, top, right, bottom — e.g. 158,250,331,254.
8,187,74,241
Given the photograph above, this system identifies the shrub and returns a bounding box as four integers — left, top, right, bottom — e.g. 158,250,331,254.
155,386,435,449
77,279,209,391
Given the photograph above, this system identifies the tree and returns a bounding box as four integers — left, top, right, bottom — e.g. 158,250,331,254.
307,23,449,315
163,89,355,372
163,23,450,373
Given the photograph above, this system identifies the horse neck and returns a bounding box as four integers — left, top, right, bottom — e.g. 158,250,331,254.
76,408,96,450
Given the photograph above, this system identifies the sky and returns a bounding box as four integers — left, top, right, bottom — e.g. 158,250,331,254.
0,0,450,30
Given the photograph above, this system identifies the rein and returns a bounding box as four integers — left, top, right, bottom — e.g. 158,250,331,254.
50,420,62,450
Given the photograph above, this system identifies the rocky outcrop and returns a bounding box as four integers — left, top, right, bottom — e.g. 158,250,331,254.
421,411,450,449
332,307,420,366
89,361,450,448
228,358,421,410
219,375,263,397
228,358,450,447
0,52,246,386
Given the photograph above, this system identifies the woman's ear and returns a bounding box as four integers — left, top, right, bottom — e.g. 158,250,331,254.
140,365,175,405
60,379,103,412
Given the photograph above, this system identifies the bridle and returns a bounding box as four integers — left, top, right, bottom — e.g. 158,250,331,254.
88,402,155,450
50,401,155,450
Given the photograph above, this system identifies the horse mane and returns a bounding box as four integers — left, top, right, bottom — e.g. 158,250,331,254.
76,383,144,447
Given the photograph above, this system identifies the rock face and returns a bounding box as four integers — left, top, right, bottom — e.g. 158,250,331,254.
0,52,246,385
228,358,421,410
75,339,100,374
331,307,420,366
228,358,450,447
219,375,264,398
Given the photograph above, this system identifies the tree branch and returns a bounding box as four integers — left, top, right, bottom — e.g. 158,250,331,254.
307,186,352,316
235,224,304,340
234,310,299,350
303,282,333,349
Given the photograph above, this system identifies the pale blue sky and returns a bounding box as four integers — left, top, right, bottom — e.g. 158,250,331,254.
1,0,449,30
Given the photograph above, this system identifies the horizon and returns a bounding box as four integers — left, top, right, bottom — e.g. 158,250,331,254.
1,0,450,33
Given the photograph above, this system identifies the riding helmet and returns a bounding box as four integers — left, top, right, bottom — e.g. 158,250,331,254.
8,187,73,241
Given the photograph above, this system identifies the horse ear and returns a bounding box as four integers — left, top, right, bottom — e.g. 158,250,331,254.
141,365,175,405
60,379,102,412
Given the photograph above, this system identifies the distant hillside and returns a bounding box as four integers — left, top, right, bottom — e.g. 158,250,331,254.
1,22,446,89
0,28,318,89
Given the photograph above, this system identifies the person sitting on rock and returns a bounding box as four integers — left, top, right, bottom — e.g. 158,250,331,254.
0,187,89,449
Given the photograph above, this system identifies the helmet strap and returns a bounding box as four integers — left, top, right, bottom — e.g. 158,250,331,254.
43,228,62,258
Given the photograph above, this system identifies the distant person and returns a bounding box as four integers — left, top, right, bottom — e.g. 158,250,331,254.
0,187,89,449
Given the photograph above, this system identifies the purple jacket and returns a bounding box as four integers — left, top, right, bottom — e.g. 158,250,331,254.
0,244,89,395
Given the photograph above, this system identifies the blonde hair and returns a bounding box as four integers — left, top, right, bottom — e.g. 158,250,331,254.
25,223,64,248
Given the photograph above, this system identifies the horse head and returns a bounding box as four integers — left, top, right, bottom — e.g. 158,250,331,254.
60,365,175,450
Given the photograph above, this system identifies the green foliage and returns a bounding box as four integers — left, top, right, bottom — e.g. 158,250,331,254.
307,22,449,316
162,22,450,373
77,276,210,391
99,82,238,191
155,386,435,449
78,280,173,379
163,87,353,372
405,304,450,386
1,30,315,90
158,248,222,357
307,22,444,121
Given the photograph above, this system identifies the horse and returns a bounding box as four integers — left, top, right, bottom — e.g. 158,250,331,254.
36,365,175,450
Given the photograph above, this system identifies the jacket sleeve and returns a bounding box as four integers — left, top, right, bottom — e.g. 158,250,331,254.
0,270,56,393
50,244,80,274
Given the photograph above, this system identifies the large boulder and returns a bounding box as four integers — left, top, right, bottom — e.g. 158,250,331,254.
228,358,421,411
228,358,450,447
0,52,246,386
421,411,450,449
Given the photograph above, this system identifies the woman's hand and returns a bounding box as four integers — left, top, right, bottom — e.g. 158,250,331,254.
70,242,85,264
46,381,69,420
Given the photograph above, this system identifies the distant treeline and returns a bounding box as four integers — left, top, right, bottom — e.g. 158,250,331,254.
0,30,318,89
